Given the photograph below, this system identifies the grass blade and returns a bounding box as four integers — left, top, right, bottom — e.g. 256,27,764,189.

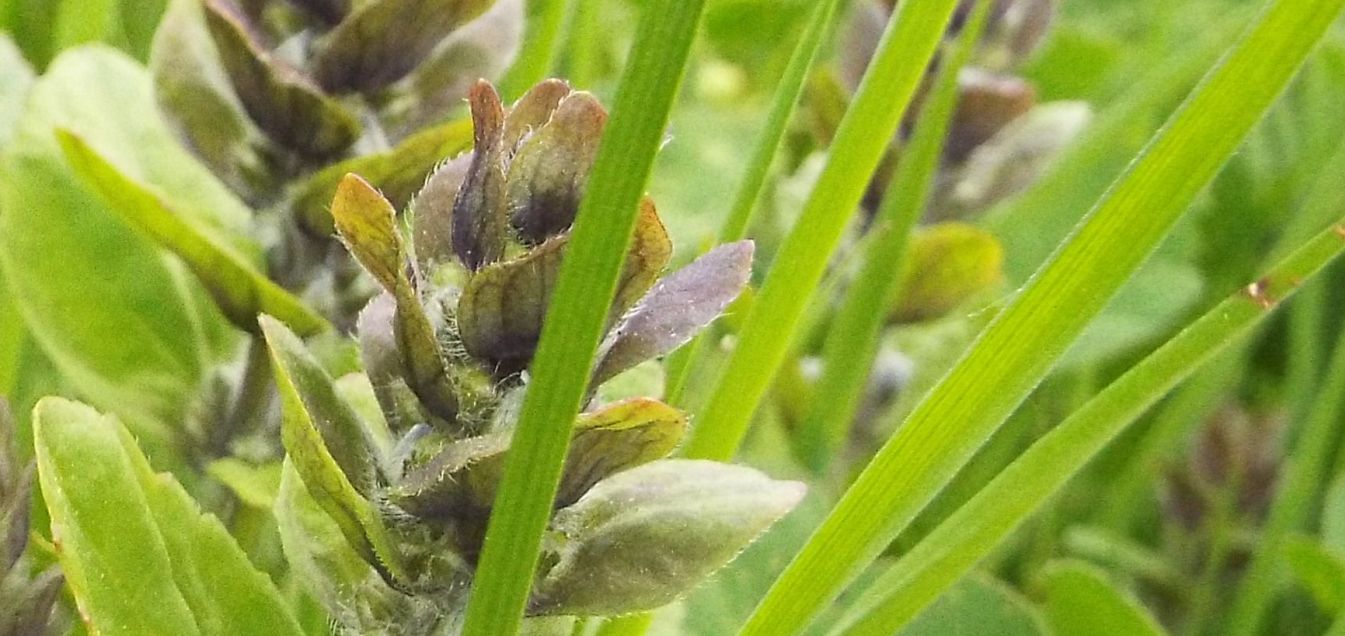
737,1,1345,633
460,0,708,632
663,0,843,405
500,0,573,98
682,0,964,461
794,0,991,472
832,216,1345,635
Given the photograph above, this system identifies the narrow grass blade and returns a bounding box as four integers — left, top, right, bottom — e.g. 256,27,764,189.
663,0,844,405
1226,282,1345,632
832,217,1345,636
499,0,573,98
683,0,964,461
794,0,991,472
737,1,1345,633
460,1,709,633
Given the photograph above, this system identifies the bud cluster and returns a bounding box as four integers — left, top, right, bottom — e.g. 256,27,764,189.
152,0,521,211
263,80,805,632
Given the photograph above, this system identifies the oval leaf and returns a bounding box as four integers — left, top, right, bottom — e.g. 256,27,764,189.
593,241,753,386
57,130,328,336
34,397,303,636
530,459,805,616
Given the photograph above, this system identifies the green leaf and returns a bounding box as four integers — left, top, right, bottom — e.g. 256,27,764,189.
259,315,407,583
56,130,328,336
740,0,1345,632
293,117,475,234
34,397,303,636
0,35,33,151
1284,535,1345,614
831,217,1345,635
1036,561,1165,636
682,0,964,462
530,459,805,616
207,458,282,510
332,174,458,422
897,575,1046,636
275,460,408,632
0,47,241,431
891,223,1005,324
311,0,497,93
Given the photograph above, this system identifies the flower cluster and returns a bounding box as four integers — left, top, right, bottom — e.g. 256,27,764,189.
262,80,804,633
152,0,521,217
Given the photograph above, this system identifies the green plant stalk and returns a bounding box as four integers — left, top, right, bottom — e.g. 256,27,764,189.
683,0,964,462
832,216,1345,636
499,0,576,99
794,0,991,473
565,0,601,88
459,0,708,632
662,0,844,405
737,1,1345,632
1225,277,1345,634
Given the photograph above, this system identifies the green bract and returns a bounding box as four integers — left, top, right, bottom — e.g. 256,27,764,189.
266,80,803,631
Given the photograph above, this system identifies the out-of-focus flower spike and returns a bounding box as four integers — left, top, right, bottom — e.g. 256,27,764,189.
310,0,499,94
203,0,362,158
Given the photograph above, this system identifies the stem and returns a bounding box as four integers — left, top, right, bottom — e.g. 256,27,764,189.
460,0,709,632
210,337,270,458
794,0,992,473
684,0,964,462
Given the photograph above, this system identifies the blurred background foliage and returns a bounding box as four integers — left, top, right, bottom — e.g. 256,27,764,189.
4,0,1345,633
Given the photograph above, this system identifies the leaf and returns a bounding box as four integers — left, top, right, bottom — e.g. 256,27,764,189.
34,397,303,636
202,0,360,158
593,241,753,387
452,80,510,270
332,174,459,421
207,459,282,510
151,0,278,200
615,197,674,316
310,0,497,93
892,223,1005,323
898,574,1047,636
56,130,329,336
1284,535,1345,615
506,91,608,244
0,35,34,151
458,235,567,369
529,459,805,616
1036,560,1165,636
293,117,474,234
411,153,471,272
0,48,235,430
502,79,572,151
275,460,408,632
260,315,407,582
557,398,687,507
396,398,686,515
